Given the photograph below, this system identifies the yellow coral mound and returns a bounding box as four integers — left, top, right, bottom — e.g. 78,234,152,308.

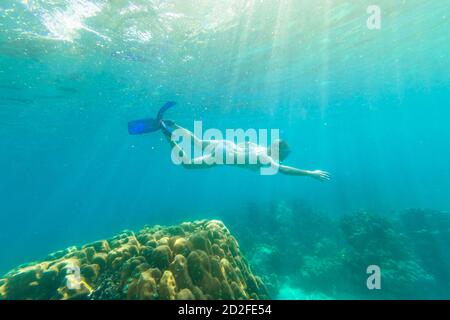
0,220,268,300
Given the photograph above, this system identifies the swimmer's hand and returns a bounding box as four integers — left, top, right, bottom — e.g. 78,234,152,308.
309,170,331,181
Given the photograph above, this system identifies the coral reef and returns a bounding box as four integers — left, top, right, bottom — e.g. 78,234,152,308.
339,211,435,298
0,220,269,300
397,209,450,296
227,200,341,296
227,201,448,299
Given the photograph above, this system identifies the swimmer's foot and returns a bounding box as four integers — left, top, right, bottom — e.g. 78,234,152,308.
160,119,176,136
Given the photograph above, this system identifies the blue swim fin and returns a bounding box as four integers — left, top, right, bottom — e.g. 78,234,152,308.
127,101,176,135
128,118,161,135
157,101,176,120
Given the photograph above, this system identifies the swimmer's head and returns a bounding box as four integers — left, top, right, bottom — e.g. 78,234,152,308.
269,139,291,161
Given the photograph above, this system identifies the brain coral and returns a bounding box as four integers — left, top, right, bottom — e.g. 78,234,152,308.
0,220,269,300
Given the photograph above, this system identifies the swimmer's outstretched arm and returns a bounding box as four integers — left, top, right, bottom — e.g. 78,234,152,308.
260,155,330,181
278,164,330,181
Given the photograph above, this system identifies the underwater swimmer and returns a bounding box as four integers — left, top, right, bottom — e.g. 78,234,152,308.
128,102,330,181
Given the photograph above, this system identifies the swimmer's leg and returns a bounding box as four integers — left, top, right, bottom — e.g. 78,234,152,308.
161,120,214,149
182,154,217,170
161,123,216,170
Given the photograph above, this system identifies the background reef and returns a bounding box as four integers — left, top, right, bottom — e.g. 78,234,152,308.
226,201,450,299
0,220,268,300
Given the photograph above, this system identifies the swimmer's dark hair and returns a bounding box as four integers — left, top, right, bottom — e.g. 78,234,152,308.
269,139,291,161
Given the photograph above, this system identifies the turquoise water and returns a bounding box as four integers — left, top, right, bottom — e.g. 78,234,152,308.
0,0,449,299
